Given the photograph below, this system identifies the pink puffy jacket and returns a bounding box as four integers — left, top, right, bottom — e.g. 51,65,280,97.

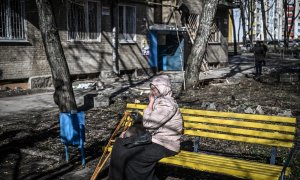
143,75,183,152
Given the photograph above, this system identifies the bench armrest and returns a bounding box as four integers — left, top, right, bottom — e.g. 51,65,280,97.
281,116,300,179
280,146,296,180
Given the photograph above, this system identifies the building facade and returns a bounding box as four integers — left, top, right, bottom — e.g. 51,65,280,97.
0,0,231,85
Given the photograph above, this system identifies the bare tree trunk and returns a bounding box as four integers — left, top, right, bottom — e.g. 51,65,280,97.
36,0,77,112
250,0,254,44
230,9,237,55
240,0,247,45
261,0,267,43
185,0,219,88
283,0,288,48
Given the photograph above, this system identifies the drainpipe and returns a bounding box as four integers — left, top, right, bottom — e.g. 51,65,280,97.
112,27,119,74
112,1,119,74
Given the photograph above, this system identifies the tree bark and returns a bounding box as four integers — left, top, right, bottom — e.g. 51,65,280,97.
185,0,219,88
36,0,77,112
230,9,237,55
240,1,247,45
261,0,267,43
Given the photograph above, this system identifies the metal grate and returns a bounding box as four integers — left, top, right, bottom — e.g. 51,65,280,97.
67,0,101,41
0,0,25,40
208,18,221,43
118,5,136,42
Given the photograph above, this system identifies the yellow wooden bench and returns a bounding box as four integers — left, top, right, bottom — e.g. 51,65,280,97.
91,103,297,180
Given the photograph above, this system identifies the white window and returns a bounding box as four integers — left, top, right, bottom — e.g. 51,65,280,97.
67,0,101,41
118,5,136,42
0,0,26,41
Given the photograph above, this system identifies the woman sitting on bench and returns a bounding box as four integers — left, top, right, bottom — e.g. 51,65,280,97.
109,75,183,180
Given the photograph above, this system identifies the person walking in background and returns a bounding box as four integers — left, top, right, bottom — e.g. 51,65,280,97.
253,41,265,76
262,42,268,66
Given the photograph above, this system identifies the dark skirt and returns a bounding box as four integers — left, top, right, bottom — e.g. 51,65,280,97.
109,137,177,180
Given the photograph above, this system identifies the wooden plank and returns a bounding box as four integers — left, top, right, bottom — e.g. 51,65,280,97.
180,108,296,124
125,109,295,133
171,151,284,172
183,116,296,133
184,122,295,141
184,130,294,148
126,104,296,124
160,151,288,180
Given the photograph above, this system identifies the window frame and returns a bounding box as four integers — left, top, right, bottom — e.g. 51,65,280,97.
118,4,136,43
0,0,27,42
208,18,221,44
67,0,101,42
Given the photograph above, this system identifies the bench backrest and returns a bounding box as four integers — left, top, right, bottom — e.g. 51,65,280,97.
126,104,297,148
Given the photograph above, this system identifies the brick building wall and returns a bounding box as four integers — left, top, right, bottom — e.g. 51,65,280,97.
0,1,50,81
0,0,152,81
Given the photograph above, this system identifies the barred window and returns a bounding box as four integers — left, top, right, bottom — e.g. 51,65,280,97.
209,18,221,43
67,0,101,41
119,5,136,42
0,0,26,41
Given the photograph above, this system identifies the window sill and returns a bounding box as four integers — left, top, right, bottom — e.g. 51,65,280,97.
0,40,29,43
119,40,136,44
66,40,101,43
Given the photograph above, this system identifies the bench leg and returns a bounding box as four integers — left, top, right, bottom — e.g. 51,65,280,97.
270,147,277,165
80,145,86,166
193,137,200,152
65,145,69,162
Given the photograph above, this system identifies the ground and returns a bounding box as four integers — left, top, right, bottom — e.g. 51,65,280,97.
0,53,299,180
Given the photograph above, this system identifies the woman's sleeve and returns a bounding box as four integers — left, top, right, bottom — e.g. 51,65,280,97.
143,99,176,130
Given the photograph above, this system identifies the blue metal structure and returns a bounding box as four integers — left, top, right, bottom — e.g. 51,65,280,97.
149,29,184,71
161,39,184,71
60,111,85,166
149,31,158,69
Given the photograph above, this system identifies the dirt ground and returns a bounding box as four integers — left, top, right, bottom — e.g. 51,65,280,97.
0,54,300,180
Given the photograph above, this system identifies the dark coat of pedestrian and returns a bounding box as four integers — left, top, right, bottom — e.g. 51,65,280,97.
253,42,265,76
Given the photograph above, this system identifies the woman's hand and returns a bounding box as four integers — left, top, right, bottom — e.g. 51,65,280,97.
147,92,155,111
149,91,155,103
120,131,126,138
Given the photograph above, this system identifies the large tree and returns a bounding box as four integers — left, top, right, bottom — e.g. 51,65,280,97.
185,0,219,88
240,0,247,45
260,0,267,43
230,9,238,55
36,0,77,112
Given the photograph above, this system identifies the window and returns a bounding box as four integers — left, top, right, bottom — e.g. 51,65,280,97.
67,0,101,41
0,0,26,41
208,18,221,43
118,5,136,42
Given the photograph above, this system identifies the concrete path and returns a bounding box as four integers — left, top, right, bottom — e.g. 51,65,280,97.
0,55,256,118
0,90,96,117
0,92,56,117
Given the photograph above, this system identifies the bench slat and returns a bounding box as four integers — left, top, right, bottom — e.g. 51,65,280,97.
126,104,296,124
160,151,289,180
184,116,296,133
180,108,296,124
184,130,294,148
124,110,295,133
106,146,286,176
184,122,295,141
175,151,283,171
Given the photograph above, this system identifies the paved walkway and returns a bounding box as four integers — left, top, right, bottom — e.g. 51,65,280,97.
0,55,256,118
